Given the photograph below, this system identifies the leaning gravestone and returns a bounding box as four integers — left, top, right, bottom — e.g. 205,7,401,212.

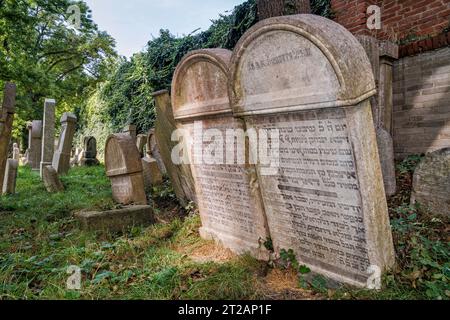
105,133,147,205
172,49,270,258
0,83,16,186
229,14,395,287
40,99,56,177
42,165,64,193
80,136,100,166
376,128,397,196
52,113,77,175
411,148,450,217
136,134,147,158
123,125,137,142
30,120,43,171
2,159,18,195
153,90,196,206
147,128,167,174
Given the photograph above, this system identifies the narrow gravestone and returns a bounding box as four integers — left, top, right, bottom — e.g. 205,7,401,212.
52,113,77,175
42,165,64,193
153,90,197,206
147,128,167,174
80,136,100,166
172,49,270,258
105,133,147,205
12,143,20,161
2,159,18,195
230,15,395,287
411,148,450,217
0,82,16,186
136,134,147,158
40,99,56,177
25,121,33,165
141,156,163,190
376,128,397,196
123,125,137,142
30,120,43,171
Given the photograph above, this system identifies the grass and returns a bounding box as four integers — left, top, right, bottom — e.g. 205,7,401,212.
0,158,448,300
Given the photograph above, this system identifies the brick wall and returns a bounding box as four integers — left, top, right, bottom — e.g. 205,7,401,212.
393,47,450,158
331,0,450,42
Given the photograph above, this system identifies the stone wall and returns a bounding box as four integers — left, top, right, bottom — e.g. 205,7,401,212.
393,47,450,159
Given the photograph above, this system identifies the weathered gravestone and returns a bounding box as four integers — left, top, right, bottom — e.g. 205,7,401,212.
171,49,270,258
0,83,16,186
123,125,137,142
376,128,397,196
12,143,20,161
147,128,167,174
2,159,18,195
30,120,43,170
80,136,100,166
229,15,395,287
411,148,450,217
52,113,77,175
105,133,147,205
24,122,33,165
136,134,147,158
42,165,64,193
153,90,196,206
40,99,56,177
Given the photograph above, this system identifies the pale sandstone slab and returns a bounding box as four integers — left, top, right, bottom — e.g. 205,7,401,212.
105,133,147,205
52,113,77,175
0,83,16,185
153,90,196,206
2,159,18,195
142,157,163,190
136,134,147,158
40,99,56,177
230,14,395,287
30,120,43,170
74,205,154,233
42,165,64,193
172,49,270,259
411,148,450,217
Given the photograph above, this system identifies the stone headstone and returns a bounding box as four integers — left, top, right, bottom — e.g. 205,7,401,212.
105,133,147,205
376,128,397,196
52,113,77,175
25,121,33,165
122,125,137,142
147,128,167,174
12,143,20,161
171,48,270,258
230,15,395,287
411,148,450,217
40,99,56,177
153,90,196,206
42,165,64,193
136,134,147,158
2,159,18,195
80,136,100,166
0,83,16,186
30,120,43,171
142,157,163,190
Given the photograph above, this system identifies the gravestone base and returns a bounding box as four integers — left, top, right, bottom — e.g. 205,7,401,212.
74,205,154,233
199,227,270,261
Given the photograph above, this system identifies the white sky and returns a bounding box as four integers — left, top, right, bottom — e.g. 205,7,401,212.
84,0,244,57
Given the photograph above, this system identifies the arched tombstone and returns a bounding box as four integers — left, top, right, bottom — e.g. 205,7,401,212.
105,133,147,205
30,120,43,171
147,128,166,175
80,136,100,166
172,49,270,259
230,15,395,287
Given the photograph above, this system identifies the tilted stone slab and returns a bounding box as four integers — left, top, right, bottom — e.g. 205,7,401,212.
376,128,397,196
2,159,18,195
0,83,16,185
42,165,64,193
142,157,163,190
229,14,395,287
171,48,270,259
147,128,166,174
40,99,56,177
52,112,77,175
105,133,147,205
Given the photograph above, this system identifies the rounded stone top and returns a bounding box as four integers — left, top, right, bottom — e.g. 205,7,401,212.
171,48,232,120
31,120,43,138
105,133,142,177
229,14,377,116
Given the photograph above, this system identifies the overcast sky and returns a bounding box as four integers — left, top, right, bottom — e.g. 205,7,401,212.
84,0,244,58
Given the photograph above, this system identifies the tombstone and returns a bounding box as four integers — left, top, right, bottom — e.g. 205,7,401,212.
52,113,77,175
25,121,33,165
40,99,56,177
142,156,163,190
122,125,137,142
229,15,395,287
42,165,64,193
172,49,270,258
2,159,18,195
153,90,196,206
411,148,450,217
29,120,43,171
105,133,147,205
80,136,100,166
376,128,397,196
147,128,167,174
136,134,147,158
0,83,16,186
12,143,20,161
